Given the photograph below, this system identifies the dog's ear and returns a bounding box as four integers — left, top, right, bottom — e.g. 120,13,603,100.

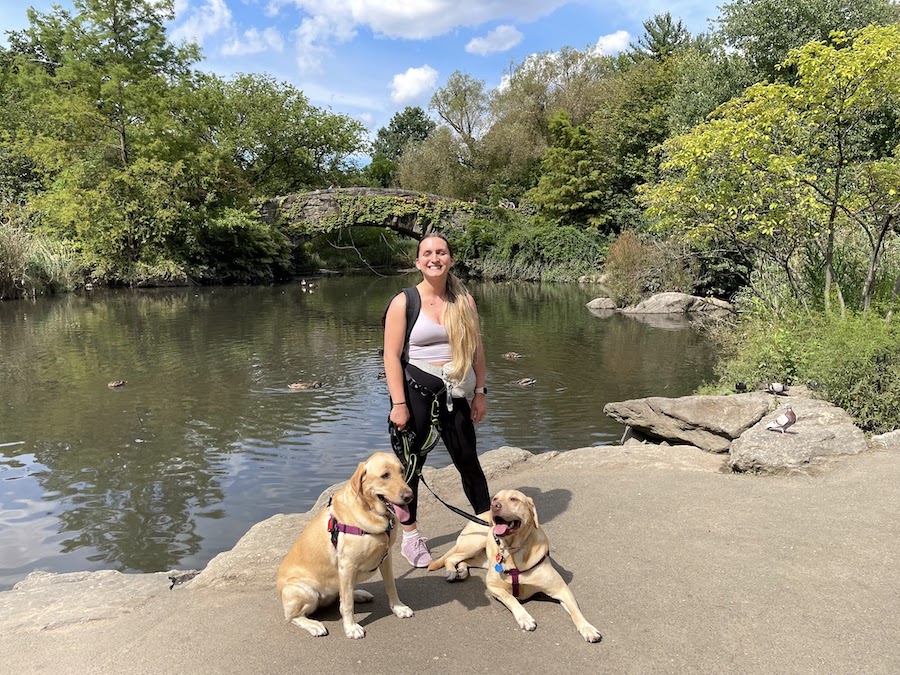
526,495,540,528
349,460,368,499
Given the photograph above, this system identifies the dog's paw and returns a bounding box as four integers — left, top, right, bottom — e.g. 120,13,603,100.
579,623,603,643
392,603,414,619
353,589,374,603
292,617,328,637
516,613,537,632
344,623,366,639
444,564,469,582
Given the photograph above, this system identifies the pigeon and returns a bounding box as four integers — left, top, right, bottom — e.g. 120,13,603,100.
766,405,796,434
765,382,788,395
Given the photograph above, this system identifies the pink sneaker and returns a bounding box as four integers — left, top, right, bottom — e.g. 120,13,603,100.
401,534,433,567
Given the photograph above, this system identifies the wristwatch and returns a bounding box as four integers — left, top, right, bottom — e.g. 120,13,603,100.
474,387,487,395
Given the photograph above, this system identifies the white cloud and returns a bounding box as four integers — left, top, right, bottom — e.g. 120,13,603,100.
466,25,523,56
595,30,630,55
356,112,375,130
270,1,565,39
169,0,233,46
299,82,386,111
390,65,439,105
264,0,566,72
221,27,285,56
290,11,358,75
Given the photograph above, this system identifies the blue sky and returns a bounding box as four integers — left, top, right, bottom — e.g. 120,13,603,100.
2,1,724,134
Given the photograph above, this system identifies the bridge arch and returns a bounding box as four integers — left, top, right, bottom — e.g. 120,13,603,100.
256,187,480,244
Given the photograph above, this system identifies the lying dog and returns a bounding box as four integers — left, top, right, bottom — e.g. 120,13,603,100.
428,489,602,642
277,452,414,638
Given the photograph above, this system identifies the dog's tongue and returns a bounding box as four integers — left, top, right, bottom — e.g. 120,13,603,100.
492,523,510,536
391,502,410,523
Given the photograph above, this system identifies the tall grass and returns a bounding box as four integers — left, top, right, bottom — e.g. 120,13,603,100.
0,220,81,300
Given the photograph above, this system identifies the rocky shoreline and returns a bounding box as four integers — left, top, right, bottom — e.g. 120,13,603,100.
605,386,900,473
2,430,899,673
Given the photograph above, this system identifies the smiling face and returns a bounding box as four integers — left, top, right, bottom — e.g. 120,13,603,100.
353,452,413,521
490,489,539,540
415,235,453,279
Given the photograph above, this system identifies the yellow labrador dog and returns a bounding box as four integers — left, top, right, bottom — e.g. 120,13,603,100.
277,452,414,638
428,489,602,643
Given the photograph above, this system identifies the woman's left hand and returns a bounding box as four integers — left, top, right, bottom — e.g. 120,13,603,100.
471,394,486,424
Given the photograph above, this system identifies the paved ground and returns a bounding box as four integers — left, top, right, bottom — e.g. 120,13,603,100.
2,444,899,675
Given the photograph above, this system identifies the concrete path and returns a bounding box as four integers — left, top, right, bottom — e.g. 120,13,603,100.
2,444,899,675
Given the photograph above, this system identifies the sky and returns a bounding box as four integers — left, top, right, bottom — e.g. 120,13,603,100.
0,0,725,136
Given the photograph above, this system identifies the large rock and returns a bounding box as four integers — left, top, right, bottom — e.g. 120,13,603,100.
621,292,733,314
729,398,868,473
586,297,617,310
0,570,180,633
870,429,900,452
603,393,771,453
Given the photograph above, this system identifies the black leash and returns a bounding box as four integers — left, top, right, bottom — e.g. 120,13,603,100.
389,382,490,528
419,472,490,527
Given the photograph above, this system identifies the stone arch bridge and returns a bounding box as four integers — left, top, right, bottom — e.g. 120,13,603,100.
256,187,483,244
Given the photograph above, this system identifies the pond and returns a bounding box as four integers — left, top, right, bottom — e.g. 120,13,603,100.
0,276,718,589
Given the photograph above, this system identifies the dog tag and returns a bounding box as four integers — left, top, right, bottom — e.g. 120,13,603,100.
494,563,503,572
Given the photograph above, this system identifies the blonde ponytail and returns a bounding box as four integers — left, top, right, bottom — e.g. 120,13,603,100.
443,272,479,383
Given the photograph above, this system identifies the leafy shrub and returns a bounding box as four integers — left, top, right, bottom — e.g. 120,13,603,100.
804,314,900,433
602,231,647,306
453,213,603,281
191,208,293,283
1,211,80,299
712,308,900,433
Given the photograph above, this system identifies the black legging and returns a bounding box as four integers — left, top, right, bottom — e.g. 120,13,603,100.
395,364,490,525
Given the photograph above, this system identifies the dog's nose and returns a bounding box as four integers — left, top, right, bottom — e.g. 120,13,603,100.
491,501,501,512
402,489,413,504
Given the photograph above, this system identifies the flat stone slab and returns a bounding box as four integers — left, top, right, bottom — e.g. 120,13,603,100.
729,398,868,473
0,570,183,634
604,393,770,453
621,292,733,314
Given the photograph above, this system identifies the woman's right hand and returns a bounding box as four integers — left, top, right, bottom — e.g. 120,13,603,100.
389,404,410,430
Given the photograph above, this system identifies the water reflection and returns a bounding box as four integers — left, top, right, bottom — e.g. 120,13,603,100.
0,278,717,589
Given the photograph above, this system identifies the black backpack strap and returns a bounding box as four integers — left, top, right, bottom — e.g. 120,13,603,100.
400,287,421,367
381,287,421,367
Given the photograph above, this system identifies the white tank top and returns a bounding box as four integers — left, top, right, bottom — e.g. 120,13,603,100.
407,311,452,362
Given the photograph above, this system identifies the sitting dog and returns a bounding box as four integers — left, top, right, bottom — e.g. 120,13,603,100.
277,452,414,638
428,489,602,642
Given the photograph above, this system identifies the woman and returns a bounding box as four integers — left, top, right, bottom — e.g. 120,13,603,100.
383,232,491,567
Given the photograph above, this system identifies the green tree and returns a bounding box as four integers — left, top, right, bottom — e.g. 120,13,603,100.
7,0,208,277
366,106,435,187
527,111,608,229
429,71,490,158
588,58,677,230
195,73,367,196
372,106,435,161
717,0,900,80
629,12,692,61
667,45,756,133
640,25,900,315
397,126,479,199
